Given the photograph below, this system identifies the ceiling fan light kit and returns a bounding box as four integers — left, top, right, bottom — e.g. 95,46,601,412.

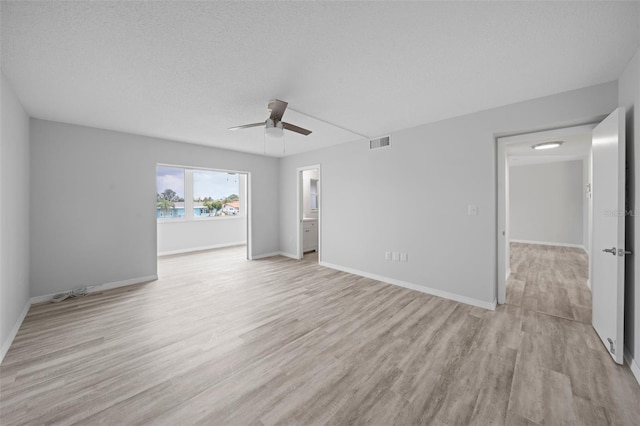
265,119,283,138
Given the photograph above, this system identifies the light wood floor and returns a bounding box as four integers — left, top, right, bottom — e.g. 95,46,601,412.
1,245,639,425
508,242,591,323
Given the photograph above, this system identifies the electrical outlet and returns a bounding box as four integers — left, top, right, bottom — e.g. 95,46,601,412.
400,252,408,262
468,204,478,216
385,251,392,261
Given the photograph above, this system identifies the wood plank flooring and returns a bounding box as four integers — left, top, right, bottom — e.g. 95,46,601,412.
1,245,639,425
508,242,592,323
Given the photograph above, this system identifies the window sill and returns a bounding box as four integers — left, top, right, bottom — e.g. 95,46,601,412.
157,216,246,224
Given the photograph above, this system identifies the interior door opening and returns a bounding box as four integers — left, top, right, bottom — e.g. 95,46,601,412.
297,165,321,262
503,129,593,324
497,110,628,364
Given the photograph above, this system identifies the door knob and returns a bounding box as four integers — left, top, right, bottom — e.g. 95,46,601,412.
602,247,617,256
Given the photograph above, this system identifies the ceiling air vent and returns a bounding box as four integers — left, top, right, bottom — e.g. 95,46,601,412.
370,135,391,150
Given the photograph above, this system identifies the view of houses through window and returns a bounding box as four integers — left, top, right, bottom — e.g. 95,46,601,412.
156,165,243,219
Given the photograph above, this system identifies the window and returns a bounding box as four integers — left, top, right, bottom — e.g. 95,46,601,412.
309,178,319,210
156,166,185,219
193,170,240,217
157,165,244,220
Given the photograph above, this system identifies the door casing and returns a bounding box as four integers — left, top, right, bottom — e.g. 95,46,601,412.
297,164,322,261
496,124,597,304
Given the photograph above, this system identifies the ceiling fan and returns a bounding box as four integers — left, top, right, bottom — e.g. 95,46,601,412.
229,99,312,136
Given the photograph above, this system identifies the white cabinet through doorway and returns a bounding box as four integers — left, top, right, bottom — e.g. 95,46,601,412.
303,219,318,252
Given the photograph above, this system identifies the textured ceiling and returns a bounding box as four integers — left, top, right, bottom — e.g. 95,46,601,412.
1,1,639,157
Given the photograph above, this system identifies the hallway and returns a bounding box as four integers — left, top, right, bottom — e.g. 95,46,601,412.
507,242,591,324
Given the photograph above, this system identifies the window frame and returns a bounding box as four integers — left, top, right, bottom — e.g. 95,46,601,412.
156,165,246,223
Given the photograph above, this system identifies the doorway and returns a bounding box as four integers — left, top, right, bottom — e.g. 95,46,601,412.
497,125,596,304
297,165,321,261
497,108,628,364
500,127,593,321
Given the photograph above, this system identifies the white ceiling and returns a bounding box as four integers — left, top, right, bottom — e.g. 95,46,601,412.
507,131,592,166
1,1,639,157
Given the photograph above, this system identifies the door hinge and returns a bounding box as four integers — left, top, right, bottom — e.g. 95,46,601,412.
607,338,616,354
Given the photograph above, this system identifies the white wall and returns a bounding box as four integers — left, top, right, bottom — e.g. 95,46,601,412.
30,119,279,298
280,82,618,307
619,46,640,376
509,160,584,247
157,217,246,256
0,72,30,362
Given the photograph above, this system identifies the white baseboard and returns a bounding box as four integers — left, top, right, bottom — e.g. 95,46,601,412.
624,346,640,386
30,274,158,304
250,251,283,260
251,251,301,260
158,242,246,257
0,300,31,365
251,251,302,260
319,261,496,311
510,239,586,251
279,252,300,260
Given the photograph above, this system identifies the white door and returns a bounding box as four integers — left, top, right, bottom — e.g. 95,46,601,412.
592,107,626,364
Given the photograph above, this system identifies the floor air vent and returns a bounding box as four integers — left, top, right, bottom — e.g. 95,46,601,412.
370,135,391,150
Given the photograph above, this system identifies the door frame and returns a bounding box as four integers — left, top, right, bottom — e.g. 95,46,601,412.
245,171,252,260
297,164,322,260
496,124,596,304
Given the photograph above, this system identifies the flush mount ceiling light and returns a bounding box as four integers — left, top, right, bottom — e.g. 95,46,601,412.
532,141,563,150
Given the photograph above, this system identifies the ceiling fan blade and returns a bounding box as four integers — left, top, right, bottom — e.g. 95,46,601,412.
228,122,265,131
283,122,312,136
268,99,288,121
